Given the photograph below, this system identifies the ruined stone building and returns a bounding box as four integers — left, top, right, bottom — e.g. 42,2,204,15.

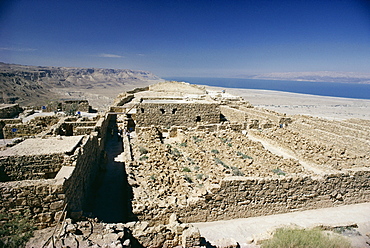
112,81,370,228
0,81,369,247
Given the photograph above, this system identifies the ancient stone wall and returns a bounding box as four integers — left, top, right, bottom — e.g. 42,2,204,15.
3,115,59,138
0,104,21,118
179,170,370,223
136,103,220,127
0,154,65,181
46,100,91,113
3,123,44,138
113,94,135,107
220,105,248,123
63,133,105,212
133,170,370,224
0,179,65,229
0,115,110,227
239,106,292,126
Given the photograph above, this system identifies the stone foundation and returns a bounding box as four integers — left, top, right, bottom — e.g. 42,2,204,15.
132,170,370,225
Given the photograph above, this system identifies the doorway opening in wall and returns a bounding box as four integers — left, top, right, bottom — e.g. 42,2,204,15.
196,116,201,122
126,114,136,132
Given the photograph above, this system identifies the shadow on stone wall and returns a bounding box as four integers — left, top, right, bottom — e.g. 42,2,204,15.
86,116,136,223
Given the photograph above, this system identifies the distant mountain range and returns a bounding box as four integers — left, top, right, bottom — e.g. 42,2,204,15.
0,62,162,106
239,71,370,84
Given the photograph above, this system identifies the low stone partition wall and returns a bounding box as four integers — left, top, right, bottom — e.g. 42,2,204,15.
74,126,95,135
3,123,44,138
0,118,22,125
133,169,370,224
0,104,21,118
0,178,65,229
220,105,248,123
239,106,292,126
0,154,65,181
3,115,59,138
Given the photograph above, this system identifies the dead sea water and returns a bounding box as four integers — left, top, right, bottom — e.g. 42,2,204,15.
166,77,370,100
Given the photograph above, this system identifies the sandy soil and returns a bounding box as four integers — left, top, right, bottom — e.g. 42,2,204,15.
215,87,370,120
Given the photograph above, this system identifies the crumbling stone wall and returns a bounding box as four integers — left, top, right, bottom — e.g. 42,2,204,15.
63,133,104,212
180,170,370,223
0,154,65,181
0,104,21,118
220,105,248,123
3,123,44,138
0,179,65,229
240,106,292,127
3,115,59,138
133,170,370,224
136,102,220,127
0,115,110,227
46,100,91,113
0,119,22,138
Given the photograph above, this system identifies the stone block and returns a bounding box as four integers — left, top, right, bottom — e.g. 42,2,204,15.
50,200,64,210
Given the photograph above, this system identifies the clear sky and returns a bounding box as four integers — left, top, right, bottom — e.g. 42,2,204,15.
0,0,369,77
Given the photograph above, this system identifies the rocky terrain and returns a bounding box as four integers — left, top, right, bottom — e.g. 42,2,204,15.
0,62,163,109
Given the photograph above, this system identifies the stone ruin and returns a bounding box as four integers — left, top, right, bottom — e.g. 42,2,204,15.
46,99,92,113
0,100,108,228
0,81,369,247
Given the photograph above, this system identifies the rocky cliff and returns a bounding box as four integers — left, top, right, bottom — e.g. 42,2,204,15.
0,62,163,106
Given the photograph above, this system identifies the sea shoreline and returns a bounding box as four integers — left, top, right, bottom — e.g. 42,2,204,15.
203,85,370,120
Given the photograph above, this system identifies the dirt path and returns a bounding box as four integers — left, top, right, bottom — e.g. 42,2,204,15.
89,130,128,223
247,131,330,175
193,202,370,247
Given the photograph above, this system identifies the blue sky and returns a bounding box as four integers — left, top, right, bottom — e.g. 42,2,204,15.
0,0,369,77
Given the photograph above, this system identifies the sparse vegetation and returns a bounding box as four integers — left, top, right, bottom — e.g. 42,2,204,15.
219,137,232,143
170,148,182,157
231,166,244,176
192,136,203,143
139,146,148,155
272,168,286,176
187,157,195,164
184,175,193,183
139,155,148,161
0,211,35,248
149,175,156,181
196,173,203,179
261,227,351,248
211,149,219,154
214,157,229,168
180,142,187,147
236,151,253,160
182,167,191,172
